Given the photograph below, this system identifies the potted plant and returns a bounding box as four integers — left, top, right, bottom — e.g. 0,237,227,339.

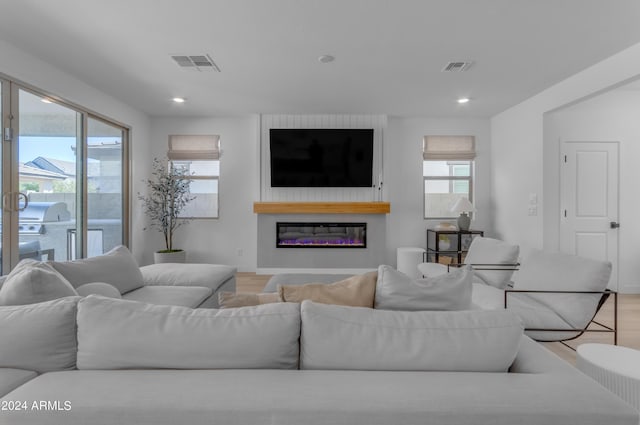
139,158,195,263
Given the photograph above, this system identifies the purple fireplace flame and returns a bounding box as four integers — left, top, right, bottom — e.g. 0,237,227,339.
277,222,366,248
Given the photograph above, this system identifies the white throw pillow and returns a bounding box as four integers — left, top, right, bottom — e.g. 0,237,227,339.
300,300,523,372
50,245,144,295
464,237,519,289
76,295,301,370
375,265,472,311
0,297,79,372
76,282,122,299
0,259,78,306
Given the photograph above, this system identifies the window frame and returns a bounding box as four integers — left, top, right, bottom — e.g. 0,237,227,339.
169,159,220,219
423,160,474,219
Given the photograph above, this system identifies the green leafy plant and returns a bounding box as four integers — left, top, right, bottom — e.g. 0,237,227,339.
138,158,195,252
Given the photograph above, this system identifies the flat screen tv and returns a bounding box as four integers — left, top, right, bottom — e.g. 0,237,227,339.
270,129,374,187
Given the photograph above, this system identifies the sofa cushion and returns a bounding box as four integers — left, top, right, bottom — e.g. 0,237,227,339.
122,285,212,308
0,297,79,372
506,292,579,341
300,300,523,372
76,296,300,370
0,368,38,398
0,259,77,305
2,367,638,425
471,282,585,342
218,292,280,308
375,265,472,311
76,282,122,299
278,272,377,308
140,263,236,293
513,249,611,328
464,237,519,289
50,245,144,294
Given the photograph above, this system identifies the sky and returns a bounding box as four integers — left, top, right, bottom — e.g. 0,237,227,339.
18,136,118,164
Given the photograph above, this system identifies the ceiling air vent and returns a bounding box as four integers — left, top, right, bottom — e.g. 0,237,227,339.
442,61,473,72
171,54,221,72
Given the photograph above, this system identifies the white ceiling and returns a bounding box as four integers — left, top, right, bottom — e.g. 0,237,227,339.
2,0,640,118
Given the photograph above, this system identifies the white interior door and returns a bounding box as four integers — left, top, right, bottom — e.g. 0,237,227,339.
560,141,619,290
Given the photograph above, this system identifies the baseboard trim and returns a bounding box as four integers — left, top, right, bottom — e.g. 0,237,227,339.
255,267,376,275
620,283,640,294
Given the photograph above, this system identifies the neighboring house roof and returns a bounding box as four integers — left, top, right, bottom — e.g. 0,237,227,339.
25,156,100,177
26,157,75,176
19,162,67,180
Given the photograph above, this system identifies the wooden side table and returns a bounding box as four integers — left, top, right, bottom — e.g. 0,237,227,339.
425,229,483,264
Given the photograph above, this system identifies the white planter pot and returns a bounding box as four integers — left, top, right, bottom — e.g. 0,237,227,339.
153,250,186,264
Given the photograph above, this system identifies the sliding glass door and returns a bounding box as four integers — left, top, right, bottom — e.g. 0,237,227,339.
0,77,128,272
18,88,79,263
86,116,125,258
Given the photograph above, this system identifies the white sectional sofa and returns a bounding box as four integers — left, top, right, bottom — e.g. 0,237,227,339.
0,246,236,309
0,296,638,425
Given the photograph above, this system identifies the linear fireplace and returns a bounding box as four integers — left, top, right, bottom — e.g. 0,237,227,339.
277,222,366,248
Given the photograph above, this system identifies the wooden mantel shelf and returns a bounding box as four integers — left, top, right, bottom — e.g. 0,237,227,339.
253,202,391,214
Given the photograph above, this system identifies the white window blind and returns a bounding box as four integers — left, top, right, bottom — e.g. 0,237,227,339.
168,134,221,160
422,136,475,160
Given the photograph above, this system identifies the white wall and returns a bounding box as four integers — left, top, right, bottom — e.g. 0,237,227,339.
491,41,640,252
0,38,494,271
385,116,492,263
148,116,259,270
544,87,640,293
0,40,151,265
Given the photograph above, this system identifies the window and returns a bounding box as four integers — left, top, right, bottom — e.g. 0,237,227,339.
422,136,475,219
168,135,220,218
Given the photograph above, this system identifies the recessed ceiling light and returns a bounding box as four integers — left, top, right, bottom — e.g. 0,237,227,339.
318,55,335,64
172,97,186,103
457,97,470,104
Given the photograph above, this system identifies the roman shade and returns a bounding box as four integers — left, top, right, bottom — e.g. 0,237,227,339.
422,135,475,160
168,135,221,160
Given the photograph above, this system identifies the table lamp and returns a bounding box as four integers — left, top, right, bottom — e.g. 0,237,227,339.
450,197,475,231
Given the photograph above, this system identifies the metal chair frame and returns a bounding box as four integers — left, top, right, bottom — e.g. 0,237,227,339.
444,262,617,349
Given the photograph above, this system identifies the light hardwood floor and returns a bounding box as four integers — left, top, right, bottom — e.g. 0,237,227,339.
236,272,640,364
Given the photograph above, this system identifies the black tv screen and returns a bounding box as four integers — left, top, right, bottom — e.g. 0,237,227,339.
270,129,374,187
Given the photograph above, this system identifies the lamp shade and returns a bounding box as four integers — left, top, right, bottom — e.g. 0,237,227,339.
450,197,476,214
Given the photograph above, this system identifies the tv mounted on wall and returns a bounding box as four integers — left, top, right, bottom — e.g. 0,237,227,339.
269,128,374,187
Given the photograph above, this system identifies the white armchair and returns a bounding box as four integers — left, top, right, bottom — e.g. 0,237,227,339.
420,238,616,345
503,249,615,344
418,237,520,289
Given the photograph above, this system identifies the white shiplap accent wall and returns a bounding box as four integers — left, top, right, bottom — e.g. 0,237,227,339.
260,114,387,201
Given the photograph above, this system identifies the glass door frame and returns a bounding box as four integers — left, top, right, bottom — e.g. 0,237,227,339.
1,76,12,274
0,74,130,273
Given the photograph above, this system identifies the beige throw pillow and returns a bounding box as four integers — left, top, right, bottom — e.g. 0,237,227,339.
278,272,377,308
218,292,280,308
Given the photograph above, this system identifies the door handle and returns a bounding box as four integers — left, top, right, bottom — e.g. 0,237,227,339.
17,192,28,212
610,221,620,229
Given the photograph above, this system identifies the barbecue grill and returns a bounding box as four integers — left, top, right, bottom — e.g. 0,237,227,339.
18,202,71,234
